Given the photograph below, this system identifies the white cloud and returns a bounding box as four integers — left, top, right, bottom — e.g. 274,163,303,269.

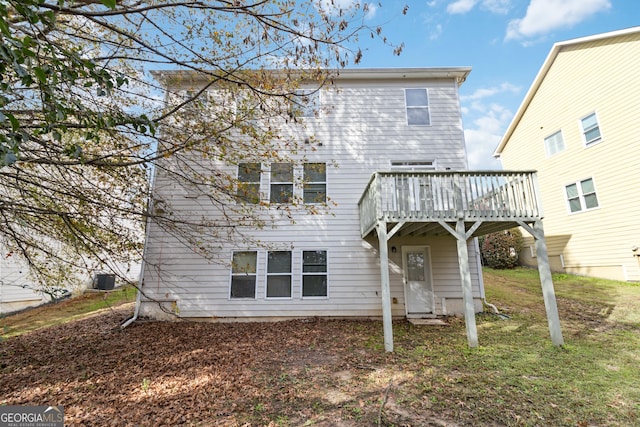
461,82,521,102
505,0,611,41
464,104,513,169
447,0,511,14
482,0,511,14
462,100,515,169
465,129,503,169
364,3,378,20
447,0,478,14
429,24,444,40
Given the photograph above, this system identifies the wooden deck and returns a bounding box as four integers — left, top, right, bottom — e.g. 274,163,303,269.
358,170,563,351
359,171,543,238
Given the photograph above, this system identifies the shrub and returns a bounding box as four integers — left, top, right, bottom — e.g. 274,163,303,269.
480,228,524,269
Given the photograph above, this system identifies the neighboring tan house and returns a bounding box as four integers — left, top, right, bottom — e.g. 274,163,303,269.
495,27,640,282
139,68,564,350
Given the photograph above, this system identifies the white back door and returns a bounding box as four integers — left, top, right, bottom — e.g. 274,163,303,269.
402,246,435,316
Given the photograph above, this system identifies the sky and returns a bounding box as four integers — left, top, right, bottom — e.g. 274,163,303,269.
347,0,639,169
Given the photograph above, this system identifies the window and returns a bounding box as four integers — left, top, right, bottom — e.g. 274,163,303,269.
230,251,257,298
292,89,320,118
581,112,602,146
405,88,430,126
303,163,326,203
565,178,599,213
270,163,293,203
544,131,565,157
266,251,292,298
390,160,437,171
302,250,327,297
237,163,261,203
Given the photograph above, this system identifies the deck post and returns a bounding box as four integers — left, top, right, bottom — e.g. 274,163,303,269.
533,220,564,346
456,219,479,348
376,221,394,352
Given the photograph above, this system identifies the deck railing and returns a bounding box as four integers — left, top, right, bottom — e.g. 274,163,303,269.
358,171,542,237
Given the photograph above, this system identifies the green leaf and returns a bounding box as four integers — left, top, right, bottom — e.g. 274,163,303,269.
100,0,117,10
34,66,47,84
6,113,19,131
0,15,10,37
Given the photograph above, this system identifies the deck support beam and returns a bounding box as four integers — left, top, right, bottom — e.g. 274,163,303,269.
376,221,394,352
518,220,564,346
438,219,481,348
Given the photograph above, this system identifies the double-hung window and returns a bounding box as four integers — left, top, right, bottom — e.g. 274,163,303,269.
580,112,602,146
266,251,292,298
270,163,293,203
303,163,327,204
544,130,565,157
237,163,261,204
230,251,257,298
405,88,430,126
292,89,320,118
302,250,328,297
565,178,599,213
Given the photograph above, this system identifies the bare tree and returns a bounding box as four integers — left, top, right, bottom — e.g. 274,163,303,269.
0,0,403,293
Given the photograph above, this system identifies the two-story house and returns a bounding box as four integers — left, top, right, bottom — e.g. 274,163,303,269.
138,68,563,350
495,27,640,282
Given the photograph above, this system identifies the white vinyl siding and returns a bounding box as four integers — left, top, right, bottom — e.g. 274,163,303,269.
405,88,430,126
544,130,565,157
141,74,482,318
580,112,602,146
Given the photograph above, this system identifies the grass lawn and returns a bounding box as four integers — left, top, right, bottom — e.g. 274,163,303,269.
1,268,638,426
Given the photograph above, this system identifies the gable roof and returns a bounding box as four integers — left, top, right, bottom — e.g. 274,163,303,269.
493,26,640,157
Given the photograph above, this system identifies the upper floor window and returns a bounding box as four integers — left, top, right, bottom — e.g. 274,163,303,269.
405,88,430,126
303,163,327,203
266,251,292,298
291,89,320,118
237,163,261,204
270,163,293,203
544,130,565,157
565,178,599,213
302,250,328,298
580,112,602,146
230,251,257,299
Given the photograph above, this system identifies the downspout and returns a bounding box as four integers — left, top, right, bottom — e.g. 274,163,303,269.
121,169,155,329
120,217,151,329
474,236,505,317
